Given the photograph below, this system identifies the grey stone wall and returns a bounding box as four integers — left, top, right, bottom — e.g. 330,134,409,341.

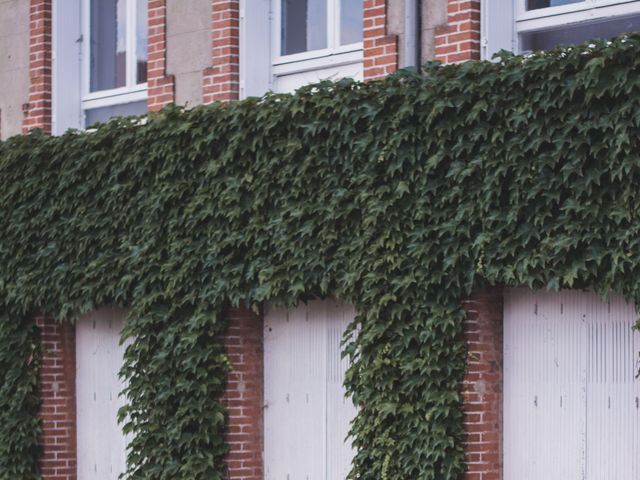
0,0,29,139
166,0,211,107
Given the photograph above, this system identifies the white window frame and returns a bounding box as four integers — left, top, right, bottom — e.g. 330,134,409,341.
81,0,147,113
515,0,640,41
271,0,363,77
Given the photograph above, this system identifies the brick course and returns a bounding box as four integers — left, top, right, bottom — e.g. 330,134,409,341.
23,0,52,134
435,0,481,63
148,0,176,111
461,287,503,480
36,316,77,480
203,0,240,103
363,0,398,81
221,308,264,480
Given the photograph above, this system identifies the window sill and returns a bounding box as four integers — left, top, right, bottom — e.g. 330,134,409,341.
272,46,363,77
82,84,148,110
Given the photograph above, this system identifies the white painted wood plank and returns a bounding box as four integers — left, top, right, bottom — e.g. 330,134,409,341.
76,308,129,480
264,300,357,480
504,288,640,480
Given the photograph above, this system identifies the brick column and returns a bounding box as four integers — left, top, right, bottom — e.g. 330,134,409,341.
23,0,52,134
202,0,240,104
461,287,503,480
363,0,398,81
147,0,175,111
36,316,77,480
435,0,481,64
221,308,263,480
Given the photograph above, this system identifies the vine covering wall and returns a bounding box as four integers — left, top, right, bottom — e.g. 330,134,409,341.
1,34,640,479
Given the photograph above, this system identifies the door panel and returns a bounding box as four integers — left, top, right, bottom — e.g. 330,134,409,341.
504,289,640,480
264,300,357,480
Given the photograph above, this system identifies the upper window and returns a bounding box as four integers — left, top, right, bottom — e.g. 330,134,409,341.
278,0,363,59
515,0,640,52
83,0,148,125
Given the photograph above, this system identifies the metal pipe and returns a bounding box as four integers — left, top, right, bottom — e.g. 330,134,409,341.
403,0,421,68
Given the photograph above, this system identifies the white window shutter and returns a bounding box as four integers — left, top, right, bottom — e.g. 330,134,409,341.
52,0,82,135
239,0,272,99
481,0,515,60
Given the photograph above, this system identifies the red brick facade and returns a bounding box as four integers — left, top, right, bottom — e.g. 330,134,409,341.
221,308,264,479
203,0,240,103
147,0,176,111
23,0,53,134
435,0,482,63
462,287,503,480
36,316,77,480
363,0,399,81
25,3,507,479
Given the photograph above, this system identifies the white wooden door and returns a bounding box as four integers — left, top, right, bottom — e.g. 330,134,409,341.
264,300,357,480
504,289,640,480
76,308,130,480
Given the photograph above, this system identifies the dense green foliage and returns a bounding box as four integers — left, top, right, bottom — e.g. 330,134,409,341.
2,33,640,479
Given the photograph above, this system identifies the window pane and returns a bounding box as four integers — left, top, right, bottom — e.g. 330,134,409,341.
526,0,583,11
520,13,640,51
85,100,147,126
340,0,363,45
90,0,127,92
281,0,327,56
136,0,148,84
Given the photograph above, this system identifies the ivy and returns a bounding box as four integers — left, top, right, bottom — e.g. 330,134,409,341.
2,33,640,479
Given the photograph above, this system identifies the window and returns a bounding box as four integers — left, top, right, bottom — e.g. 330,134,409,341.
482,0,640,59
268,0,364,93
516,0,640,52
278,0,363,58
82,0,148,126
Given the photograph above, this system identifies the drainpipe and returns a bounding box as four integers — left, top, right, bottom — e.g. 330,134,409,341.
403,0,421,68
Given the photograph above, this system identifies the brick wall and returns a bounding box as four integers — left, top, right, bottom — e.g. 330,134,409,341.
148,0,176,111
22,0,52,134
461,287,503,480
221,308,264,480
202,0,240,103
435,0,481,63
363,0,399,81
36,316,77,480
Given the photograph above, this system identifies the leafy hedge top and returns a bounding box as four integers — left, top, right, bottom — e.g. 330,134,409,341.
2,33,640,479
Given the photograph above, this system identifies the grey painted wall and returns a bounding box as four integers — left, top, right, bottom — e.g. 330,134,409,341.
166,0,211,107
388,0,449,67
0,0,29,139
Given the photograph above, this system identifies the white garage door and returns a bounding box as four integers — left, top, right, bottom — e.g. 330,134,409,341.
264,300,357,480
76,308,130,479
504,289,640,480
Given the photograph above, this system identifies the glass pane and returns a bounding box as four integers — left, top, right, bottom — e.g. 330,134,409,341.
90,0,127,92
340,0,363,45
527,0,583,11
136,0,148,84
520,13,640,51
85,100,147,126
281,0,327,56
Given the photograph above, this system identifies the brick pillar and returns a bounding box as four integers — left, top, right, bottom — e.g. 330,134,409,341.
435,0,481,64
221,308,263,480
202,0,240,104
363,0,398,81
461,287,503,480
36,316,77,480
147,0,175,111
23,0,53,134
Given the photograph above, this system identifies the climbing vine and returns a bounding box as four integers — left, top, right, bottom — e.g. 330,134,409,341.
2,33,640,479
